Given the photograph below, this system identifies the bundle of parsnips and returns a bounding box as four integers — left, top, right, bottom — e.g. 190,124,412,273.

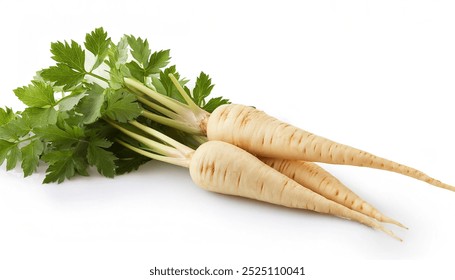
1,28,453,240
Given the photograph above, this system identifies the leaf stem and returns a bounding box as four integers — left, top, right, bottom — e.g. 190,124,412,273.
141,111,202,135
168,73,200,112
116,139,189,168
124,77,189,116
136,96,181,120
105,119,181,158
87,72,109,83
128,120,194,156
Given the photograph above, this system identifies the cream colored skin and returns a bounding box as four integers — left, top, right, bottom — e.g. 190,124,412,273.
207,104,455,192
121,79,402,239
262,158,405,228
126,77,452,191
190,141,400,240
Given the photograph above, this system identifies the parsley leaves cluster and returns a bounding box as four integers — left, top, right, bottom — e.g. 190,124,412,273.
0,27,228,183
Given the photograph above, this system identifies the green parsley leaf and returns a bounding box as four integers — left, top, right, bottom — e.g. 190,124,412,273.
1,28,232,183
0,117,31,141
50,40,86,72
22,107,58,128
151,76,166,95
202,97,230,113
43,158,75,183
6,145,20,171
107,67,123,90
34,123,84,144
126,35,151,67
115,157,149,175
152,66,188,103
190,72,229,112
113,143,150,175
84,27,111,70
58,92,86,111
13,81,55,107
76,84,105,124
106,36,128,69
42,150,87,183
0,107,16,126
21,139,44,177
103,90,142,122
106,37,129,89
146,50,171,75
41,64,85,89
125,61,146,82
87,138,117,178
0,140,20,171
192,72,214,106
0,140,15,166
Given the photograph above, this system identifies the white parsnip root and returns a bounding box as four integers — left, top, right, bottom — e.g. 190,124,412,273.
262,158,406,228
206,104,455,192
190,141,401,241
110,121,400,240
125,75,454,192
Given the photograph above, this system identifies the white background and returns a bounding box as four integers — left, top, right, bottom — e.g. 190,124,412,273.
1,0,455,279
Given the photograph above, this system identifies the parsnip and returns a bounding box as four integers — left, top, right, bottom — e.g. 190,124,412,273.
190,141,398,240
262,158,405,228
206,104,454,192
124,76,454,192
112,128,400,240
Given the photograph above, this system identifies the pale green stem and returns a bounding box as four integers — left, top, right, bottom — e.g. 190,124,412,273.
106,119,181,158
124,77,189,116
136,96,181,120
129,120,195,156
116,139,190,168
87,72,109,83
168,73,201,112
160,91,193,110
141,111,202,135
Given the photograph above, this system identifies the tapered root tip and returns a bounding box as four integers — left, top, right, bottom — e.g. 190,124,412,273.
439,182,455,192
427,178,455,192
382,216,408,230
379,226,403,242
393,221,409,230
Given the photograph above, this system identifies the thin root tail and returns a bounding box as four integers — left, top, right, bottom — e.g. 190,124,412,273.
378,225,403,242
381,216,408,230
